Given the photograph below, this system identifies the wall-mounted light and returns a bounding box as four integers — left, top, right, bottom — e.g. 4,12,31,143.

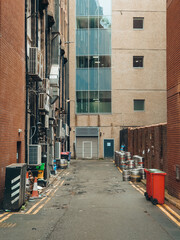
65,41,74,44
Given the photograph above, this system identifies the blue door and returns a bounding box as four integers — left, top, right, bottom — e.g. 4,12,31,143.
104,139,114,158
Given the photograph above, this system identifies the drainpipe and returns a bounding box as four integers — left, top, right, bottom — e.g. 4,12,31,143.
36,0,39,143
62,56,64,111
67,0,70,151
25,0,28,163
45,7,48,79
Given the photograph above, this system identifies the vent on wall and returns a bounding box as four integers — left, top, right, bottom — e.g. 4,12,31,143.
76,127,99,137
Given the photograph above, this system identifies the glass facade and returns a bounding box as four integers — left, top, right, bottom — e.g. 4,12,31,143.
76,0,112,114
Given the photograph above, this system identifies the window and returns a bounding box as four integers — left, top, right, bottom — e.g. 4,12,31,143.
133,56,144,68
77,17,88,29
76,0,112,114
76,56,88,68
133,17,144,29
134,100,145,111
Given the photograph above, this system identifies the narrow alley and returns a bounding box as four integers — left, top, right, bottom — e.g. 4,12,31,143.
0,160,180,240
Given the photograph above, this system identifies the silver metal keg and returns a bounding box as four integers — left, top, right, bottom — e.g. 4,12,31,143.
130,168,141,182
122,169,131,181
128,160,134,169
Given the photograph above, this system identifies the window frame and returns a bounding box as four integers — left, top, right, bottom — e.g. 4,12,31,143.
134,99,145,112
133,56,144,68
133,17,144,30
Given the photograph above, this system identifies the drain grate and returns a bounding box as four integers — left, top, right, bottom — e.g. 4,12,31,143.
0,222,16,228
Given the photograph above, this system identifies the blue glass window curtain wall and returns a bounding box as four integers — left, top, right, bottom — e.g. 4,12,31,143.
76,0,112,114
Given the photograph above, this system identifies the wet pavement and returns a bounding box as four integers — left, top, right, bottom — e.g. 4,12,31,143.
0,159,180,240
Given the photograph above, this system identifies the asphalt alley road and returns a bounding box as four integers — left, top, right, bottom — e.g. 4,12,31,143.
0,159,180,240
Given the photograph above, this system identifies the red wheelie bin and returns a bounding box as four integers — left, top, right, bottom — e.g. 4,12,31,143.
144,169,166,205
144,169,152,200
149,169,167,205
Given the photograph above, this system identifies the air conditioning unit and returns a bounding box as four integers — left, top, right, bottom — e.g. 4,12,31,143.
61,127,65,139
52,87,59,97
45,115,49,128
29,145,41,165
49,64,59,87
56,119,62,138
65,124,69,136
39,93,49,112
29,47,43,80
55,142,61,160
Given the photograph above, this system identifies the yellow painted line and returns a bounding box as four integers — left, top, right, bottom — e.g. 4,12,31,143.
130,182,144,195
32,180,65,215
60,180,65,186
0,213,12,223
157,204,180,227
117,167,122,173
163,204,180,221
26,197,47,214
130,181,180,227
46,189,53,196
33,198,51,215
0,212,9,218
136,185,146,193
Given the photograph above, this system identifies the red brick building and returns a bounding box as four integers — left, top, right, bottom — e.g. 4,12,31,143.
0,1,25,205
167,0,180,199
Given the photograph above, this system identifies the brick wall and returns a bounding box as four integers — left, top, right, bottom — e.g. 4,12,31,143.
0,1,25,205
167,0,180,199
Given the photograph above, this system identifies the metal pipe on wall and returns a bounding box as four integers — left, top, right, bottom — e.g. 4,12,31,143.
35,0,39,143
25,0,28,163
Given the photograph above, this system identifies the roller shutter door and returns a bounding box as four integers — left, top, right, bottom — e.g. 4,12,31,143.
76,137,98,159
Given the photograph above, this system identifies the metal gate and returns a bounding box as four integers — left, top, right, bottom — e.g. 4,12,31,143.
104,139,114,158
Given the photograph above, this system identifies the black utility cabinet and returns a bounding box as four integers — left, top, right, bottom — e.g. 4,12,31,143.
3,163,27,211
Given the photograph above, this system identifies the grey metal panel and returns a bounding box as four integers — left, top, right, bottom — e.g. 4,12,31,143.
76,127,99,137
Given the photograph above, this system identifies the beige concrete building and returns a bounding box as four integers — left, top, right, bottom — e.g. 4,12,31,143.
68,0,167,159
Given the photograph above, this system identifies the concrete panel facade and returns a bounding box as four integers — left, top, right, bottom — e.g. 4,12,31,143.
69,0,167,159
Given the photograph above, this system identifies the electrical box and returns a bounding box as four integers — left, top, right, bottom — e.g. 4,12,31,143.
3,163,27,211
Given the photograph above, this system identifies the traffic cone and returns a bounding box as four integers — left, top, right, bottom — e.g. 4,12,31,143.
26,172,30,191
31,177,39,198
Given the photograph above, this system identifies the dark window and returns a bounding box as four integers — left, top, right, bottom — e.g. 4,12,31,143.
133,56,144,68
76,91,88,113
134,100,145,111
76,56,88,68
99,91,111,113
89,91,99,113
17,141,21,163
133,17,144,29
89,17,99,28
99,56,111,67
76,17,88,28
89,56,99,68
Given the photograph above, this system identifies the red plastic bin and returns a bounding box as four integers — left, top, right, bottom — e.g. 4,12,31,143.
150,169,166,205
144,169,166,205
144,169,153,200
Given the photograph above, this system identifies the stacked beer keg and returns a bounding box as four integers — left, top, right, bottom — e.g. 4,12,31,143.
114,151,145,182
123,153,145,182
